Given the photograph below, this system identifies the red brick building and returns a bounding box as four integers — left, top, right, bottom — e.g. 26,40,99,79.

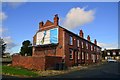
12,14,101,70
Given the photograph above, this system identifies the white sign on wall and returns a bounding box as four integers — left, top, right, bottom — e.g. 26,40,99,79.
36,28,58,45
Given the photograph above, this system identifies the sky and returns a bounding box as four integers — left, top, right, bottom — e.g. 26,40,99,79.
1,2,119,54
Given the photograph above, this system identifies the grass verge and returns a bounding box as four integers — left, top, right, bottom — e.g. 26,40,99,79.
2,65,39,77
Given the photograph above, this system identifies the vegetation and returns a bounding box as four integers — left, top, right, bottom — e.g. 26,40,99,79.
2,65,39,77
20,40,32,56
0,37,7,56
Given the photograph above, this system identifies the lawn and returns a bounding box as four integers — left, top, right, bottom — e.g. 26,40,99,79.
2,65,39,77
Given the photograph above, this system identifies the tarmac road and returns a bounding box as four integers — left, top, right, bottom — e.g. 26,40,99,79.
48,62,120,78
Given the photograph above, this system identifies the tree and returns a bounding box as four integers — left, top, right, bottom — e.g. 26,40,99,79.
0,37,6,56
20,40,32,56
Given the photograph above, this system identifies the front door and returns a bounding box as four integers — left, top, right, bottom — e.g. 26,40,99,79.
93,54,95,63
74,51,78,65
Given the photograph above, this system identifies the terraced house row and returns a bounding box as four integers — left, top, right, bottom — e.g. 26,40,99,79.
12,14,102,70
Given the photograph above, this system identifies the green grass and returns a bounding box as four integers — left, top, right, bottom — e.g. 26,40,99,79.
2,65,39,77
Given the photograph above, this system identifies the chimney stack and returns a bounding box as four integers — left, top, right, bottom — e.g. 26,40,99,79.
54,14,59,26
39,21,44,30
79,30,84,38
94,39,97,45
87,35,90,41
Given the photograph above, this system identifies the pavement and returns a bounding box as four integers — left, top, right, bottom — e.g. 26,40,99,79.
2,62,120,79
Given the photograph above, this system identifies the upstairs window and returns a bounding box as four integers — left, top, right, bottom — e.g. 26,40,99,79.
94,46,96,51
69,49,73,59
107,52,110,55
69,36,73,45
86,43,88,49
77,39,80,47
91,45,93,51
81,42,84,48
113,52,116,55
78,52,81,59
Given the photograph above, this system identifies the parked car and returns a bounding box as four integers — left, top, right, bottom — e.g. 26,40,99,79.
107,59,117,62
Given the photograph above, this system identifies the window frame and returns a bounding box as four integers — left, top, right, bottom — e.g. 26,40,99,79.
113,52,116,55
69,49,73,59
86,43,88,49
86,53,89,60
82,52,84,59
77,39,80,47
69,36,73,45
107,52,110,55
78,52,81,59
91,45,93,51
81,41,84,48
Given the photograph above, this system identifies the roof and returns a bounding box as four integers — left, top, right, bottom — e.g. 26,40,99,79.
59,26,101,49
104,49,120,51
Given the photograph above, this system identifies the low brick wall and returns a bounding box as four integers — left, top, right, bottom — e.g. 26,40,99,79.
12,55,62,70
45,56,62,69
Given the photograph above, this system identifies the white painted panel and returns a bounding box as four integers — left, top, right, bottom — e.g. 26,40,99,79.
36,31,44,45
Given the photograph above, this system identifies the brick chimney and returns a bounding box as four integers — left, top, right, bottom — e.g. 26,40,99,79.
79,30,84,38
94,39,97,45
39,21,44,30
87,35,90,41
54,14,59,26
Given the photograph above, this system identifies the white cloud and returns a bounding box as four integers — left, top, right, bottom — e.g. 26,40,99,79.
63,7,95,29
3,36,17,52
0,12,7,21
98,42,118,50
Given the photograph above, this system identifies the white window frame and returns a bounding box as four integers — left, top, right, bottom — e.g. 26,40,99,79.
81,42,84,48
119,52,120,55
97,55,99,60
94,46,96,51
69,49,73,59
77,39,80,47
91,45,93,51
78,52,81,59
113,52,116,55
82,52,84,59
107,52,110,55
69,36,73,45
86,43,88,49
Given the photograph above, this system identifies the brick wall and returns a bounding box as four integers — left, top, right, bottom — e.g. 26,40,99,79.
12,55,62,70
45,56,62,69
12,55,45,70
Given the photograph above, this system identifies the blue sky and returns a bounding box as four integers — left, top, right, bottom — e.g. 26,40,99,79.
1,2,118,54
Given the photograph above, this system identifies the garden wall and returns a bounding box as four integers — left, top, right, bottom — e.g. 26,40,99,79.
12,55,62,70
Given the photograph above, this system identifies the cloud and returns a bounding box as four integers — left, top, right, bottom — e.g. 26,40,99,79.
3,36,17,52
98,42,118,50
63,7,95,29
0,12,7,21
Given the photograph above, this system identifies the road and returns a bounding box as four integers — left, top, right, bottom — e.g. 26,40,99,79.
48,62,120,78
2,62,120,79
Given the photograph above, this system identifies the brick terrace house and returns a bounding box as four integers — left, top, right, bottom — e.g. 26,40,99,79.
12,14,101,70
102,49,120,60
